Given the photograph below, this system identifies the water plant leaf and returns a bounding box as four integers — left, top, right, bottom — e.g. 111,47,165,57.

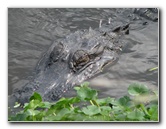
26,109,40,116
39,102,52,108
96,97,114,106
148,105,158,121
9,82,158,121
118,96,131,107
100,106,112,115
10,113,27,121
82,105,101,116
76,85,98,101
81,82,90,87
128,83,149,96
30,92,42,102
24,100,42,110
127,109,145,121
46,108,71,121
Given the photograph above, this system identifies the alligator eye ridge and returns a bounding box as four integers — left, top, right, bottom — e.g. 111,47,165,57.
50,43,64,62
47,43,64,67
91,44,104,56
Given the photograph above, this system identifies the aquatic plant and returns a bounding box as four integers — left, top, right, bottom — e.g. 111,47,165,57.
9,82,158,121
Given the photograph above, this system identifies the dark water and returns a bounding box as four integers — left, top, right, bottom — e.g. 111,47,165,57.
8,8,158,98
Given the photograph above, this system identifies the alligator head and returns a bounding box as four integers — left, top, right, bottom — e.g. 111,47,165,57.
9,21,129,105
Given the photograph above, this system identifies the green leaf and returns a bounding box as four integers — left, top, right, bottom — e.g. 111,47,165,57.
76,85,98,101
118,96,131,107
128,83,149,96
68,97,80,104
127,109,145,121
100,106,112,115
53,97,80,110
44,108,71,121
65,113,111,121
80,82,90,87
57,108,71,117
82,105,101,116
10,113,28,121
51,98,70,109
24,100,41,110
74,82,90,91
40,102,52,108
23,103,29,108
26,109,40,116
74,86,80,91
83,114,111,121
115,113,127,121
30,92,42,102
96,97,114,106
148,105,158,121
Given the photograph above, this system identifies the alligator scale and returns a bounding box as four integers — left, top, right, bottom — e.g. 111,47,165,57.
8,8,158,109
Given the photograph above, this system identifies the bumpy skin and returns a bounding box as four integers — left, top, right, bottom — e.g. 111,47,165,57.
8,8,158,108
133,8,158,22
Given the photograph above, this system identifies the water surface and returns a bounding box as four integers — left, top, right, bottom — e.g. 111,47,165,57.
8,8,158,98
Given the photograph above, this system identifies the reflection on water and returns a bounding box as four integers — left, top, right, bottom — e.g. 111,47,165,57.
8,8,158,98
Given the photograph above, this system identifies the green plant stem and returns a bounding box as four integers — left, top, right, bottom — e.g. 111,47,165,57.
90,100,99,107
33,115,36,121
70,104,74,109
140,104,151,117
149,67,158,71
90,100,94,105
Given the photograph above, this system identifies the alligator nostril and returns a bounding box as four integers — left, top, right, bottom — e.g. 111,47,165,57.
102,32,107,36
125,29,129,34
142,21,148,25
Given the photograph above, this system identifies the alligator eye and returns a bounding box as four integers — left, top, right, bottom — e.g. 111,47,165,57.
102,32,107,36
71,50,90,70
73,50,89,64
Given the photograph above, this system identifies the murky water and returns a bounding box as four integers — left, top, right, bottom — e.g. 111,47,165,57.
8,8,158,98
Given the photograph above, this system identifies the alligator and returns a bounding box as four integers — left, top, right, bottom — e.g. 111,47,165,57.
8,8,158,110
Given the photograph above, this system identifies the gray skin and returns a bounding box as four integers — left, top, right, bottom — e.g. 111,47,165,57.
8,8,158,109
133,8,158,22
8,21,129,108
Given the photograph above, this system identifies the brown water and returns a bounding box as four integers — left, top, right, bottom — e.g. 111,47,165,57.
8,8,158,98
